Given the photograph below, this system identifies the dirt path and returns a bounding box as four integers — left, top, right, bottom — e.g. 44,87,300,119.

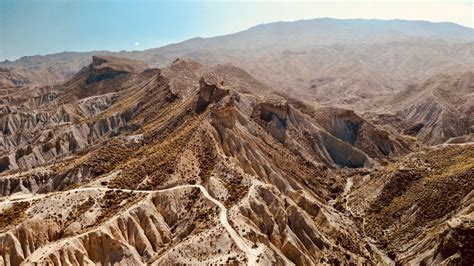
1,184,263,265
342,177,353,210
431,141,474,149
190,185,263,265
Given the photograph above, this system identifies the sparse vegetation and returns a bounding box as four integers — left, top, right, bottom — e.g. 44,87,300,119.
0,202,30,233
62,197,95,231
1,18,473,265
109,111,205,189
364,146,474,254
83,190,142,231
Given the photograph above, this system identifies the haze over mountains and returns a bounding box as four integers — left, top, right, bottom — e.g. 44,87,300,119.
0,18,473,265
2,18,473,144
2,18,473,81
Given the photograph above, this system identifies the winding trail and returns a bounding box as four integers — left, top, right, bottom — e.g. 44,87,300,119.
1,184,263,265
190,185,263,265
431,141,474,149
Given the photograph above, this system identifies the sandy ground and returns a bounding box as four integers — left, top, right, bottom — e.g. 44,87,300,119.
0,183,263,265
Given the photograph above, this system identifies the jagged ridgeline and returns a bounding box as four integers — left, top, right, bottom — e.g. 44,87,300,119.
0,54,473,265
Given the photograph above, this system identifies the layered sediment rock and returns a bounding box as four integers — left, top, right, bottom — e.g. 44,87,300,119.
0,56,471,265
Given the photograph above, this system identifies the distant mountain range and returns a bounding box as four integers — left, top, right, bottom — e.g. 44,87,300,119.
3,18,473,65
1,18,473,265
1,17,473,145
156,18,474,51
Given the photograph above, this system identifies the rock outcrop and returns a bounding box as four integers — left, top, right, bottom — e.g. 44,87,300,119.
385,71,474,144
0,68,30,87
0,56,472,265
254,101,289,143
196,74,229,112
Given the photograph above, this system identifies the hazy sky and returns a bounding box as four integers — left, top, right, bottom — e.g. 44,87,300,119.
1,0,472,61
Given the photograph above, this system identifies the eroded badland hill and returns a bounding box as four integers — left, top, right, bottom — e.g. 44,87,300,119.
1,18,473,265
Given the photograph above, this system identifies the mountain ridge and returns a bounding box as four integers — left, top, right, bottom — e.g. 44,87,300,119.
2,17,473,64
0,45,472,264
1,17,473,264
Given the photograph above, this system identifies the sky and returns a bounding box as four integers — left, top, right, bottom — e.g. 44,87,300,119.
0,0,473,61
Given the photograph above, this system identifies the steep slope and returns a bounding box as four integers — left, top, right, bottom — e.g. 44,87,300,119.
0,17,472,265
0,51,115,85
347,145,474,265
2,19,473,113
0,55,151,173
0,56,471,265
384,71,474,144
0,56,414,265
0,68,31,87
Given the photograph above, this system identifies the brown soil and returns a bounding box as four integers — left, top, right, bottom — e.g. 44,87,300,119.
0,202,30,233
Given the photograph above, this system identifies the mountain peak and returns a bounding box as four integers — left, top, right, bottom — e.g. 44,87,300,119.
63,56,149,98
90,55,147,73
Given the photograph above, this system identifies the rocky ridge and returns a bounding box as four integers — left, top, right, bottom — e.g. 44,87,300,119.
0,55,472,265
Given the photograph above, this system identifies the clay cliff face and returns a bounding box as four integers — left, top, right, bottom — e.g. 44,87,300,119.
3,20,473,147
0,54,472,265
0,56,151,174
385,71,474,144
